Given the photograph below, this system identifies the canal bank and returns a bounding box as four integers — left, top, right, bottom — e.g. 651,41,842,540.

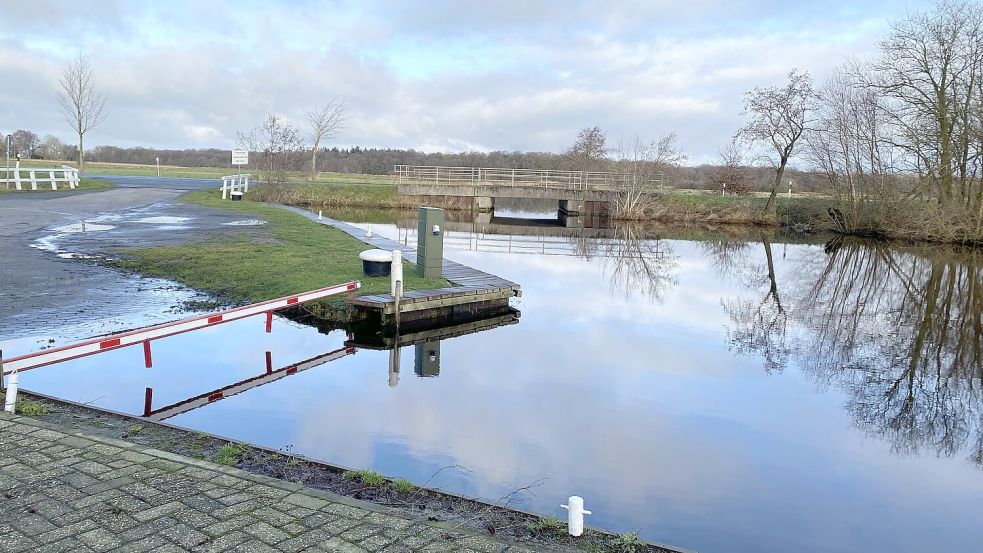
1,395,683,553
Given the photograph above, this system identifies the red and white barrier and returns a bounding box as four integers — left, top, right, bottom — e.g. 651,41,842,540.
1,281,360,374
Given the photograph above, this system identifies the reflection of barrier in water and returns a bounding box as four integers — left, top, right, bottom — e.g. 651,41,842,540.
142,345,355,422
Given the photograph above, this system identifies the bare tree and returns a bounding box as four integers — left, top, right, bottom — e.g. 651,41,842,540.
10,130,40,158
56,53,107,172
237,114,305,187
737,69,814,213
307,99,346,181
710,139,754,195
857,0,983,235
611,132,685,218
565,126,610,172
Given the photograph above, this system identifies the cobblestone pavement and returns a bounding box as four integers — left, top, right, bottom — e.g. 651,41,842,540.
0,413,560,553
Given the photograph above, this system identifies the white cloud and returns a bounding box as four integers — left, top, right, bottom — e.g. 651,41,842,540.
0,0,937,159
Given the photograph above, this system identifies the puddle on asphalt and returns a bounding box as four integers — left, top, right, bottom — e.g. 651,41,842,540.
50,222,116,233
136,216,192,224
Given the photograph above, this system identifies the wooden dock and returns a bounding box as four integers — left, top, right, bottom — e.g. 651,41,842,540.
277,205,521,319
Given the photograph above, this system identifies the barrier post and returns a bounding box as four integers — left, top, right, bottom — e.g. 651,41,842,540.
3,369,17,414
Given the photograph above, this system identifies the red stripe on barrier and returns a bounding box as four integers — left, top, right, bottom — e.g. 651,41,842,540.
286,367,298,375
100,338,121,349
4,280,361,374
208,392,224,401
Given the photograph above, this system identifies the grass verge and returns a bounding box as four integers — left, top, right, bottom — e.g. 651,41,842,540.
25,159,393,185
113,190,449,303
0,177,112,194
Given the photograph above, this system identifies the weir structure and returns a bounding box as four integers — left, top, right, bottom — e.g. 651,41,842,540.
393,164,666,218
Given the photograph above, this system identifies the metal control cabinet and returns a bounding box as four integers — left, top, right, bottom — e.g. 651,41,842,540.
416,207,444,278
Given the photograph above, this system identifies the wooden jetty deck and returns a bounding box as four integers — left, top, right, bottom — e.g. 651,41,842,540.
277,205,521,318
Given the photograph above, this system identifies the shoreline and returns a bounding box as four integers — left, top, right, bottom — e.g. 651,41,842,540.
10,391,688,553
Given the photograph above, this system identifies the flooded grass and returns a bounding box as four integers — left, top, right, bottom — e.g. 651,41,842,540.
112,190,449,303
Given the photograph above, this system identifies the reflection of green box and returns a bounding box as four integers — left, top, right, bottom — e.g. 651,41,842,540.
417,207,444,278
414,342,440,377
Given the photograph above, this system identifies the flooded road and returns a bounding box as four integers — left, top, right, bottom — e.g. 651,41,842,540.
4,204,982,553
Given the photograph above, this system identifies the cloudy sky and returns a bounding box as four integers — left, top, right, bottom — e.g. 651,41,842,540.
1,0,932,162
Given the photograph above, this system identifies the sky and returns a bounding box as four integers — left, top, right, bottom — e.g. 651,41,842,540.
0,0,935,163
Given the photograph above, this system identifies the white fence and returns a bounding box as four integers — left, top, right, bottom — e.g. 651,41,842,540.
0,165,80,191
221,174,251,199
394,165,666,192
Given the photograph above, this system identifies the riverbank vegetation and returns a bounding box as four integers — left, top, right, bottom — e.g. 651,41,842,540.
113,190,448,304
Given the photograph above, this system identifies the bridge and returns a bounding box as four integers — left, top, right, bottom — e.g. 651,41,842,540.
394,164,666,214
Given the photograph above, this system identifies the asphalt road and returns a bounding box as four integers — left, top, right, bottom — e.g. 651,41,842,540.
0,185,265,346
84,174,221,190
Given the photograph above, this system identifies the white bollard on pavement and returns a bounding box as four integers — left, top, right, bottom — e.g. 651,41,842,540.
4,369,18,413
560,496,592,537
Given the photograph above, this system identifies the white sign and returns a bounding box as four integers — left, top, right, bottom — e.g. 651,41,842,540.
231,149,249,166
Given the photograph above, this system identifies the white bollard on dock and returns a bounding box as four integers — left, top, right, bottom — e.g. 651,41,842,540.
560,496,592,537
391,250,403,298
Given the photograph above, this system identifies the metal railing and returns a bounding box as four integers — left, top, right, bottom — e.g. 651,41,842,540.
0,165,80,191
393,165,665,192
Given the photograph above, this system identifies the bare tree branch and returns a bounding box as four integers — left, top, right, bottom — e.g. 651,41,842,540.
56,53,107,172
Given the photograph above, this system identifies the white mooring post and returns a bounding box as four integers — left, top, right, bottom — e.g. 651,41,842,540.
391,249,403,298
560,496,592,537
222,177,228,200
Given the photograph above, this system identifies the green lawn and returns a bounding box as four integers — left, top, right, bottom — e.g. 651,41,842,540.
0,177,112,194
114,190,448,304
25,159,393,186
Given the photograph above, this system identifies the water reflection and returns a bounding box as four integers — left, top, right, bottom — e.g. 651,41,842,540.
795,239,983,466
11,206,983,553
707,233,983,466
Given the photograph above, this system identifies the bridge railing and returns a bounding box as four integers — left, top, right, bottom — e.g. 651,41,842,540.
0,165,80,191
393,165,665,192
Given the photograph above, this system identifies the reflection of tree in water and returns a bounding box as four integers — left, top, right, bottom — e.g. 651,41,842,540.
714,234,983,466
796,239,983,466
713,234,791,374
599,223,678,302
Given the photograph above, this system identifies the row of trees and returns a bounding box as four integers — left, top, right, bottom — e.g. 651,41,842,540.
0,130,78,161
737,0,983,241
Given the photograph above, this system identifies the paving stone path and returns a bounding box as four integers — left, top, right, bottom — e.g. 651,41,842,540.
0,413,561,553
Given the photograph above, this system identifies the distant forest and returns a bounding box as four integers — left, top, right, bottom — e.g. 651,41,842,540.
0,133,828,193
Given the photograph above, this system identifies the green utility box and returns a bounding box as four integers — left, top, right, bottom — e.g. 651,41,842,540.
417,207,444,278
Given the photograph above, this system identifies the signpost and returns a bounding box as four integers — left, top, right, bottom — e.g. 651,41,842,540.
231,148,248,173
4,135,10,190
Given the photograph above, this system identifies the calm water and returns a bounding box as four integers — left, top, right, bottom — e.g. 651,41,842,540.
5,210,983,553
